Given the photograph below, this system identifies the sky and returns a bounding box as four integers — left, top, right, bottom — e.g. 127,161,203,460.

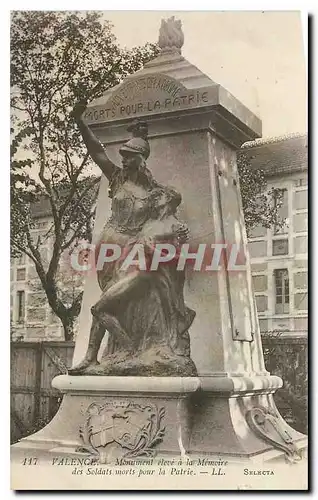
103,11,307,139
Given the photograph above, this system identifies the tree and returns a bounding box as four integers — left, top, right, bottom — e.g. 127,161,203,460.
237,153,285,236
10,11,159,340
11,12,284,341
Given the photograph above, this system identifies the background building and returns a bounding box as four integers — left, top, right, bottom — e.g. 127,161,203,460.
11,133,308,341
10,198,85,341
241,133,308,337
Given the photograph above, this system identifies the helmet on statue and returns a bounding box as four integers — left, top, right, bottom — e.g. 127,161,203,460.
119,120,150,159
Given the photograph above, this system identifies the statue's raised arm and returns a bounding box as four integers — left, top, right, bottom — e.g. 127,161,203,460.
72,100,117,181
68,116,197,378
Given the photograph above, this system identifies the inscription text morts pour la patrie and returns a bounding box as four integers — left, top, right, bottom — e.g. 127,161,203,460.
84,75,210,122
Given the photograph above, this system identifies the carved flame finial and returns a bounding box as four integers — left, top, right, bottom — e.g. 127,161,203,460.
158,16,184,54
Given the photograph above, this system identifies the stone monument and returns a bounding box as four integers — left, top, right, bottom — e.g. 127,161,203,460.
12,16,307,465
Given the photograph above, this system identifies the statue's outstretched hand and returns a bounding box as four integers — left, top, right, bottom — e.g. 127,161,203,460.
71,99,88,121
175,223,190,244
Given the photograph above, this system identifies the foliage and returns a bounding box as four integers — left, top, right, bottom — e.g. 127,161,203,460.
262,333,307,434
237,153,286,235
10,12,286,341
10,11,159,339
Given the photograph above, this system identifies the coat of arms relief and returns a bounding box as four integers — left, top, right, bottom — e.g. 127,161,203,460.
77,401,166,463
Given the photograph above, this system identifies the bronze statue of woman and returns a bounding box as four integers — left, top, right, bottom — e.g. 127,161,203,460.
69,102,197,376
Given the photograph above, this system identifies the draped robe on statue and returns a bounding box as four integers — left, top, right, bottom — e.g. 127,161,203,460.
91,167,197,376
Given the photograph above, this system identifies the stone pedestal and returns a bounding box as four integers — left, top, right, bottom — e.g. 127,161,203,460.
12,45,307,469
189,376,307,462
12,374,306,465
13,376,200,462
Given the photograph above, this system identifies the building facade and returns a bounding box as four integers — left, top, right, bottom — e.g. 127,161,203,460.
10,199,85,341
10,133,308,341
241,133,308,337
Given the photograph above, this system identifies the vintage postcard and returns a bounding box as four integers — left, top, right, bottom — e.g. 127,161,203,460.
10,10,308,490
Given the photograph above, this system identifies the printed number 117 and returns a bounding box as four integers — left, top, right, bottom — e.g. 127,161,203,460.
22,457,38,465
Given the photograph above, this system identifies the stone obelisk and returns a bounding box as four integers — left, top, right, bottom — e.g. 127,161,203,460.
12,16,307,464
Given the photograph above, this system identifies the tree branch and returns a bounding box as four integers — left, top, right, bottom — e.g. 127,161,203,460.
58,152,91,218
61,207,95,251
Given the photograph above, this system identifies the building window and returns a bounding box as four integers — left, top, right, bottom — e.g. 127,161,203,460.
294,190,308,210
293,213,308,233
294,293,308,311
274,269,290,314
37,221,48,229
249,225,266,238
274,188,288,234
294,236,307,254
293,271,308,290
17,290,25,323
272,239,289,256
16,254,26,265
249,240,267,258
16,268,26,281
27,307,46,324
294,178,308,187
255,295,267,313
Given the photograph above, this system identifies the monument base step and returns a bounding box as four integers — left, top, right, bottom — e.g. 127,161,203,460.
11,375,307,467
